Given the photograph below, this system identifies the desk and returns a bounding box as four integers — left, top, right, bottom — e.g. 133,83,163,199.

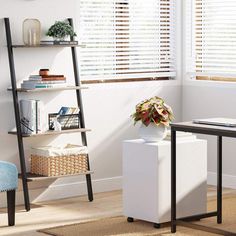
171,122,236,235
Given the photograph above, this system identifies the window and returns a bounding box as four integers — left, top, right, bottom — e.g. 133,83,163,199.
192,0,236,82
78,0,176,83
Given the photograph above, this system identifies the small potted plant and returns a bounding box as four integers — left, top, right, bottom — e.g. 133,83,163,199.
46,20,76,41
131,96,174,142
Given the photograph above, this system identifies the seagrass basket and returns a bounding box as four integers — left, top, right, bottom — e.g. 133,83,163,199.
30,145,88,177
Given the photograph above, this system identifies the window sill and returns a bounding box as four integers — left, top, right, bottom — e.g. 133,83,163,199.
81,77,170,84
184,77,236,89
80,79,180,90
196,76,236,83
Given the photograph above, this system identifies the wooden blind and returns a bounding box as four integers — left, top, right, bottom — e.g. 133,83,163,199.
195,0,236,81
78,0,176,83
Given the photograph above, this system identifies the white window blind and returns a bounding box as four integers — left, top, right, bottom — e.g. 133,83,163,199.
194,0,236,80
78,0,176,82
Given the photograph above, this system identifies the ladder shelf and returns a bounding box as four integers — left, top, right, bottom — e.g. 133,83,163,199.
4,17,94,211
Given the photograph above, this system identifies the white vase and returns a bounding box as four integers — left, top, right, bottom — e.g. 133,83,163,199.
23,19,41,46
139,123,167,142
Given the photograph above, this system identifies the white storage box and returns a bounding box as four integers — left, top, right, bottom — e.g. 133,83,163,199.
123,137,207,224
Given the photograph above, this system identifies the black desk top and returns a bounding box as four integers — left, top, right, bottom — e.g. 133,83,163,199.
170,121,236,138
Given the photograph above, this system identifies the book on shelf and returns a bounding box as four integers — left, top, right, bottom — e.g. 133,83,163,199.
29,75,42,80
23,80,66,84
40,41,54,45
40,40,78,46
58,106,71,115
21,82,67,90
19,100,45,134
29,75,66,81
58,107,80,115
41,75,66,81
21,74,67,89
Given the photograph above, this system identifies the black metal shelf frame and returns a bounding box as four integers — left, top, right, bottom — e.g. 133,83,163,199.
4,17,93,211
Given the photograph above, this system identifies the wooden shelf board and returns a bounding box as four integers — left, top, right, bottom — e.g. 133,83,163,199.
7,86,88,93
19,171,93,182
11,44,85,48
8,128,91,137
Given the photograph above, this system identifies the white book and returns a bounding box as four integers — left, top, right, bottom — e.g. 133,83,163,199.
20,100,36,134
19,100,45,134
21,83,67,90
42,84,67,88
23,80,66,84
29,75,42,78
35,100,44,133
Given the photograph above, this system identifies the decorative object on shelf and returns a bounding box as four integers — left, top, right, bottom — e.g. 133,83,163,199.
30,144,88,176
46,20,76,41
39,69,49,76
52,116,62,132
49,113,80,130
49,107,80,130
23,19,41,46
131,96,174,142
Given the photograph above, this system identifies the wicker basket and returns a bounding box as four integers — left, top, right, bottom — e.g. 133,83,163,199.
30,145,88,177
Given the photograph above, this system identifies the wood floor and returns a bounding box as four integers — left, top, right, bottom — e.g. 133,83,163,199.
0,187,235,236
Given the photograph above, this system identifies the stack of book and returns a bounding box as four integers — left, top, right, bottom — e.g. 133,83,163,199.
21,75,67,90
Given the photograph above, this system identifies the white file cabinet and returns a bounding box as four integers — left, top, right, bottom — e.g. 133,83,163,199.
122,138,207,227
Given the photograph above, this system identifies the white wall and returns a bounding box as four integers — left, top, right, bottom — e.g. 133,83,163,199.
0,0,182,206
182,82,236,189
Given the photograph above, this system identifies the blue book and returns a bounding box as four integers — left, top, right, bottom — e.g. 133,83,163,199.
58,107,69,115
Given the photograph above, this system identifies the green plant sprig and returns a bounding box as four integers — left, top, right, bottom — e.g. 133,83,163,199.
46,20,77,39
131,96,174,127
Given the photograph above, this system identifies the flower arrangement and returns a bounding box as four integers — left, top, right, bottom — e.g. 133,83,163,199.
131,96,174,127
46,20,76,40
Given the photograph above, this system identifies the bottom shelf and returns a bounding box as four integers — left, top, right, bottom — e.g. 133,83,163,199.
19,171,93,182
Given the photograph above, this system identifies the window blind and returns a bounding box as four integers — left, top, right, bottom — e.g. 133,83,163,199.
194,0,236,80
78,0,176,82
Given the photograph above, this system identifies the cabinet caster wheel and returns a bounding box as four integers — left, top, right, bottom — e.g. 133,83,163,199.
127,217,134,223
153,223,160,228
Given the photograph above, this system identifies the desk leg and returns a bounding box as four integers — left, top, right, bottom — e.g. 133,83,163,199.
171,129,176,233
217,136,222,224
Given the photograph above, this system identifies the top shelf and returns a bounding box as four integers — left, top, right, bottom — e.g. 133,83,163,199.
11,44,85,48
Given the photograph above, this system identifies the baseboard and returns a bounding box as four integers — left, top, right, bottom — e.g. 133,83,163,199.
0,176,122,208
208,172,236,189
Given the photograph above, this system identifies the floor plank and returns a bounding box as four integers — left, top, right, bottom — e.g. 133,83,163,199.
0,186,235,236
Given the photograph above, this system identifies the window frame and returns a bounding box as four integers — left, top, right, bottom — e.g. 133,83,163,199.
78,0,176,84
189,0,236,83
